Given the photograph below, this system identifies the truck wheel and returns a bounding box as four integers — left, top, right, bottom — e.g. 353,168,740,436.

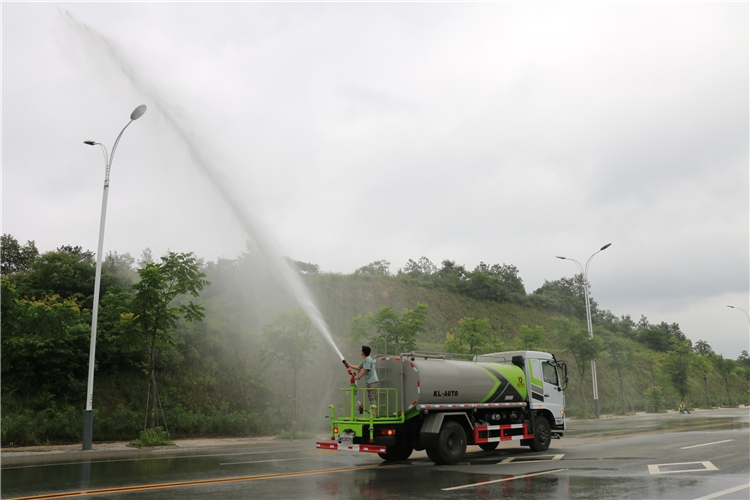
479,442,499,451
437,421,467,464
529,417,551,452
426,446,445,465
378,442,413,462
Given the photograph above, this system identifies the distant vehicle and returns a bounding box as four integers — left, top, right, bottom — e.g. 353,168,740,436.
316,350,568,464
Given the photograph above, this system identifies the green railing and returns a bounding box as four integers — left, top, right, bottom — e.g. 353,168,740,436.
327,384,405,443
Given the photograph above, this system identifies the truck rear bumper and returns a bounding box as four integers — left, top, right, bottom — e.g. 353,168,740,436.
316,441,386,454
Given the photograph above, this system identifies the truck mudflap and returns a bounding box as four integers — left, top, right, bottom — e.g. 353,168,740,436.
316,441,387,454
474,423,533,444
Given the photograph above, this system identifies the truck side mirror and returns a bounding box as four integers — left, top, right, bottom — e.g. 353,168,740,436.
512,355,524,369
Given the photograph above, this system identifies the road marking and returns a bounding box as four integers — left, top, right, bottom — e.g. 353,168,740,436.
680,439,734,449
499,454,564,464
4,464,385,499
442,468,566,491
1,447,311,470
693,482,750,500
220,457,308,465
648,461,718,475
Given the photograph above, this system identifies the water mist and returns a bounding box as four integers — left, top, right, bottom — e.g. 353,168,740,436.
64,12,345,362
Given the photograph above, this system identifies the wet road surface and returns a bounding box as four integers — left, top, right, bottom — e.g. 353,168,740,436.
2,408,748,499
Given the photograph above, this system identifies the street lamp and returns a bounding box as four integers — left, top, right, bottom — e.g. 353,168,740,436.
82,104,147,450
556,242,611,419
726,305,750,325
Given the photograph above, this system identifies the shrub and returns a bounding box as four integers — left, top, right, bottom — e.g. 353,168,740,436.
645,386,663,413
130,427,174,447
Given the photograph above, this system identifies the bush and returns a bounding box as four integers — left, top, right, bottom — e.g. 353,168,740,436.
130,427,174,447
278,429,314,440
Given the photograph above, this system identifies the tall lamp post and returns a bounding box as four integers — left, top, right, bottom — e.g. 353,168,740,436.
82,105,147,450
556,243,611,419
726,305,750,325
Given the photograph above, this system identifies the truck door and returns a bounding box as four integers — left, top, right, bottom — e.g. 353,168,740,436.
541,360,564,427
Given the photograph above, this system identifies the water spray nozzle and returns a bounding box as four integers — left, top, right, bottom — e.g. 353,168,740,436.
341,359,347,367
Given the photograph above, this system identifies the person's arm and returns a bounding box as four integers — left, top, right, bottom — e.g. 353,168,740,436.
356,368,370,381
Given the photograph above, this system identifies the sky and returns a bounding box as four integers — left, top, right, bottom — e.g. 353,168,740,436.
2,3,748,358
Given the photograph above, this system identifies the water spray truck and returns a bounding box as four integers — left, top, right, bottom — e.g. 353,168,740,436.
316,350,568,464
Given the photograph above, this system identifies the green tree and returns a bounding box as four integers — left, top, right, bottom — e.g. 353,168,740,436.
737,350,750,383
260,309,316,422
549,317,602,410
603,333,635,413
0,283,90,403
131,252,209,428
1,234,39,275
692,354,713,407
445,317,496,354
513,325,546,350
531,274,595,320
692,340,714,356
351,303,428,355
354,260,391,276
662,338,693,402
712,355,736,406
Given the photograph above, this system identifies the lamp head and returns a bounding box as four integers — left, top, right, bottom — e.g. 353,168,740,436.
600,243,612,251
84,141,96,146
130,104,147,120
556,256,566,260
727,305,735,309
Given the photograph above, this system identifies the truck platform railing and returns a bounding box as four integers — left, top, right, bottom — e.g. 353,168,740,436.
339,385,402,422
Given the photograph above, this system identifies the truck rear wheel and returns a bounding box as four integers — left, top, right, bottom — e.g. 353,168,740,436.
378,442,413,462
529,417,551,452
426,446,445,464
479,442,499,451
437,421,467,464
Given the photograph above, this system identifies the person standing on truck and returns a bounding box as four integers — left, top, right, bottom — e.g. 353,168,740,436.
344,346,379,415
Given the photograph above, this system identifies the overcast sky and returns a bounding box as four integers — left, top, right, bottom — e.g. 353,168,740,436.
2,3,748,358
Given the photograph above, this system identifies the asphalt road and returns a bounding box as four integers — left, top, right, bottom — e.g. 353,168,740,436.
2,408,748,499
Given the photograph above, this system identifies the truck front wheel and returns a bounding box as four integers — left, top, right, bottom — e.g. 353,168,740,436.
437,421,467,464
529,417,551,452
479,442,499,451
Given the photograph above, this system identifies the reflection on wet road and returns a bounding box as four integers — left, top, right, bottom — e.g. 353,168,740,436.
2,408,748,499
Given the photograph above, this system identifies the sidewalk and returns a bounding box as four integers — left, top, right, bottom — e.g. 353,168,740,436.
1,436,301,468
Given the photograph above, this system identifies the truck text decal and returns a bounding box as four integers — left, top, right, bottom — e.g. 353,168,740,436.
434,391,459,397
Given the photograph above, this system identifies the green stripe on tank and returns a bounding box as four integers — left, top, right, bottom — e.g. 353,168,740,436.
477,366,501,403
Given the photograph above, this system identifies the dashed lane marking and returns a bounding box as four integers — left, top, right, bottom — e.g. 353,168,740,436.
648,461,718,475
442,468,567,491
680,439,734,449
220,457,308,465
692,482,750,500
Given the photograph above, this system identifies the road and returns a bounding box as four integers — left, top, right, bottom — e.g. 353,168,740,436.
2,408,748,499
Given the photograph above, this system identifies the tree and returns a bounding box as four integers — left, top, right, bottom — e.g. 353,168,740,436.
603,332,635,413
463,263,526,303
692,354,713,407
351,303,428,355
549,317,602,410
1,234,39,275
712,355,736,407
445,317,497,354
531,274,596,320
662,338,693,402
0,282,90,403
399,257,437,279
692,340,714,356
286,258,320,275
513,325,546,350
737,351,750,383
260,309,316,423
354,260,391,276
13,246,96,307
131,252,209,429
636,318,686,352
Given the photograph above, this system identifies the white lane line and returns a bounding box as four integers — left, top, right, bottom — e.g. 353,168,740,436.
680,439,734,450
442,468,566,491
220,457,309,466
693,483,750,500
648,461,718,475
